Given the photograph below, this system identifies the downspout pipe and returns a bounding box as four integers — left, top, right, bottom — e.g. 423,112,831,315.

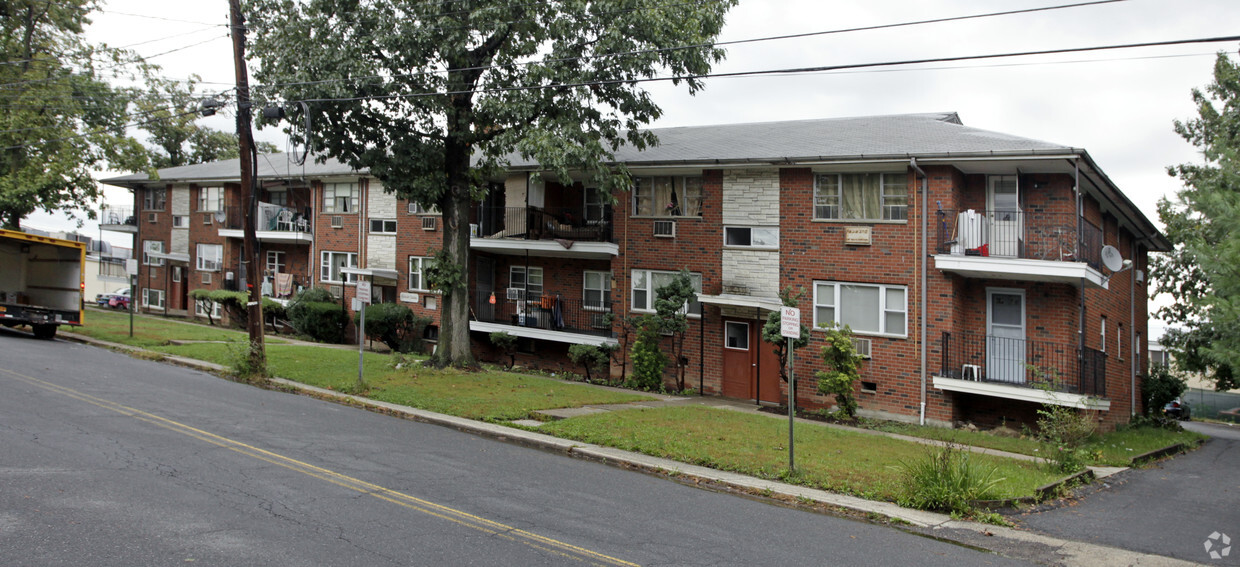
1075,159,1085,371
910,158,928,426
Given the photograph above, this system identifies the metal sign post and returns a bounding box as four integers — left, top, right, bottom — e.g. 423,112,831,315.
356,281,371,390
781,306,801,472
126,259,139,338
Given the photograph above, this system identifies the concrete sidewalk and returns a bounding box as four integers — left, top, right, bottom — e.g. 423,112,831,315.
59,329,1194,566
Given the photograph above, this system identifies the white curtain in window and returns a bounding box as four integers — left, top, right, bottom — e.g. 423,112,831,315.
840,284,880,333
841,174,880,219
653,177,675,216
682,177,703,217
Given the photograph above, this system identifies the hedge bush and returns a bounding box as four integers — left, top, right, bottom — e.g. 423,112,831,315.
207,289,250,327
354,302,431,353
287,287,347,343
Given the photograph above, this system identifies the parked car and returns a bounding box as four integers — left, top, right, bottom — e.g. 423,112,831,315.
95,287,131,309
1164,398,1191,420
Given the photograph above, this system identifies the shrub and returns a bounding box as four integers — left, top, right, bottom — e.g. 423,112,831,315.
225,339,268,383
1036,404,1097,473
899,444,1004,514
815,325,863,418
568,344,614,383
293,286,337,304
628,315,666,392
1142,363,1187,416
208,289,250,327
288,301,348,343
190,289,217,325
489,331,517,369
261,297,287,333
354,303,431,353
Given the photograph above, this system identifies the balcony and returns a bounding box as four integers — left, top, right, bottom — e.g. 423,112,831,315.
99,206,137,233
471,206,618,260
217,204,313,244
933,331,1109,410
98,258,129,280
933,209,1107,288
468,291,618,347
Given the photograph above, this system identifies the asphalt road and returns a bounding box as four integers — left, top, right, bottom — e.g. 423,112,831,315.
1018,420,1240,565
0,329,1030,566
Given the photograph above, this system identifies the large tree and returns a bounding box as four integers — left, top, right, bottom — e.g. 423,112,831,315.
0,0,148,229
248,0,737,367
134,75,280,169
1152,51,1240,390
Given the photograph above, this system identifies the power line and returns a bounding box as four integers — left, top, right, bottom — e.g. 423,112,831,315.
95,10,225,27
0,35,229,91
251,0,1129,93
1,108,204,151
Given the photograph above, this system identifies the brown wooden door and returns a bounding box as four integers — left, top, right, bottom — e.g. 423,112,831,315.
721,319,754,399
755,330,782,404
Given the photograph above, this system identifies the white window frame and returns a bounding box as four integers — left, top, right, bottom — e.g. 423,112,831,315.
812,172,908,221
509,266,544,300
723,226,779,249
406,201,439,215
320,251,358,283
197,186,223,212
583,270,612,311
1100,315,1107,353
369,218,397,234
724,321,750,350
266,251,285,274
172,215,188,229
142,288,165,309
631,176,703,218
584,187,608,223
408,256,431,291
323,182,359,213
194,298,222,319
630,269,703,317
143,188,166,210
812,281,908,338
196,244,222,272
143,240,165,267
1118,322,1124,361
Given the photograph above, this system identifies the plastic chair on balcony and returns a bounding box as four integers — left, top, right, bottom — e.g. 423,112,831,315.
275,210,294,232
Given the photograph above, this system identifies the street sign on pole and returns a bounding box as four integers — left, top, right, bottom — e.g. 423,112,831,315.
356,281,371,304
781,306,800,339
781,306,800,472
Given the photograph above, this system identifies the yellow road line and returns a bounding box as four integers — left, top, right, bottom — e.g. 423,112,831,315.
1,368,637,567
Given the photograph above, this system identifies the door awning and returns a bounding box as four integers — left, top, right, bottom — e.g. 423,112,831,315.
697,294,783,312
146,251,190,263
340,267,400,280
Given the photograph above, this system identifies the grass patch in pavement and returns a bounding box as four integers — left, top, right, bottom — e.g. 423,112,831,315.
538,406,1061,502
75,308,285,347
156,342,652,421
872,420,1207,466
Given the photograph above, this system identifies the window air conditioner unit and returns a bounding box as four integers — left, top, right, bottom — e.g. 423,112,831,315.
147,212,158,223
506,287,525,301
201,272,212,285
852,337,872,359
421,216,437,231
203,213,213,225
330,215,344,228
329,285,343,298
653,219,675,238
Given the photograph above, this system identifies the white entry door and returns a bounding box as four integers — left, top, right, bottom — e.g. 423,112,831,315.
987,175,1022,257
986,288,1026,384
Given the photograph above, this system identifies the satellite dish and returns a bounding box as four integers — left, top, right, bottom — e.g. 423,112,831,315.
213,210,227,224
1100,245,1124,272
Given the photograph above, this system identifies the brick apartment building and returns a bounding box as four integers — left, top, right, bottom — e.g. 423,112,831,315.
102,112,1168,430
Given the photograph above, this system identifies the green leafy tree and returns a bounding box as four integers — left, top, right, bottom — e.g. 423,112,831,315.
815,325,863,418
761,287,811,384
629,315,666,392
248,0,736,368
0,0,149,228
489,331,517,370
134,75,279,169
568,343,614,383
653,269,697,391
1153,52,1240,390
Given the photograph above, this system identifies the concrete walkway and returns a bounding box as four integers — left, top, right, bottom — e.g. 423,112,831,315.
58,329,1189,566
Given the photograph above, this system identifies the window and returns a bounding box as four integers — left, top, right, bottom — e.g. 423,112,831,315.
406,201,438,215
724,226,779,249
813,281,907,337
142,288,165,309
197,186,223,212
813,173,907,221
143,188,166,210
267,251,285,275
196,244,223,272
172,266,181,283
323,182,359,213
369,218,397,234
143,240,165,266
583,271,611,310
632,176,703,217
267,190,288,207
1136,332,1142,370
320,251,358,283
510,266,543,300
172,215,188,228
725,321,749,350
408,256,430,291
1118,323,1124,360
631,269,703,316
1100,315,1107,353
195,298,222,319
585,187,608,223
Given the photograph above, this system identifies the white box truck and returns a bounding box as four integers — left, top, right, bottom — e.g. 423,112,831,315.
0,228,85,339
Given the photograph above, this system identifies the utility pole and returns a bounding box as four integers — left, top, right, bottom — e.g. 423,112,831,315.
229,0,266,373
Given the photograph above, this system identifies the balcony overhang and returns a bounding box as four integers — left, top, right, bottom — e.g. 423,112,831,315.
470,237,618,260
469,321,619,347
218,228,313,244
340,267,401,283
933,255,1107,289
933,375,1110,411
146,251,191,263
698,294,783,312
100,223,138,234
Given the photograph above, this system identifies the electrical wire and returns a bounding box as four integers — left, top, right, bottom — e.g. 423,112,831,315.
1,108,204,151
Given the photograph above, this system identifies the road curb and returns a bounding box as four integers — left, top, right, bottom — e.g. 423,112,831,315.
57,330,1201,566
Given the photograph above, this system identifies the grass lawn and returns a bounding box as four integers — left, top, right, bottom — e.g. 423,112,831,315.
76,307,285,347
155,342,653,421
538,406,1062,502
872,420,1207,467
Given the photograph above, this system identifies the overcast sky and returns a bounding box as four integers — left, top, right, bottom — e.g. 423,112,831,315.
24,0,1240,333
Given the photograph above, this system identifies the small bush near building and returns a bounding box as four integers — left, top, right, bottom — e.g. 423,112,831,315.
1036,404,1097,473
190,289,217,324
1142,363,1187,417
816,326,863,418
628,315,666,392
208,289,250,327
354,303,431,353
287,288,347,344
568,343,614,383
899,444,1004,514
489,331,517,369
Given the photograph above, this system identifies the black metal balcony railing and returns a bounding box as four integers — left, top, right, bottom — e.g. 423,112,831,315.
99,205,136,227
935,209,1103,270
475,205,614,243
939,331,1106,397
472,291,615,338
221,205,313,232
